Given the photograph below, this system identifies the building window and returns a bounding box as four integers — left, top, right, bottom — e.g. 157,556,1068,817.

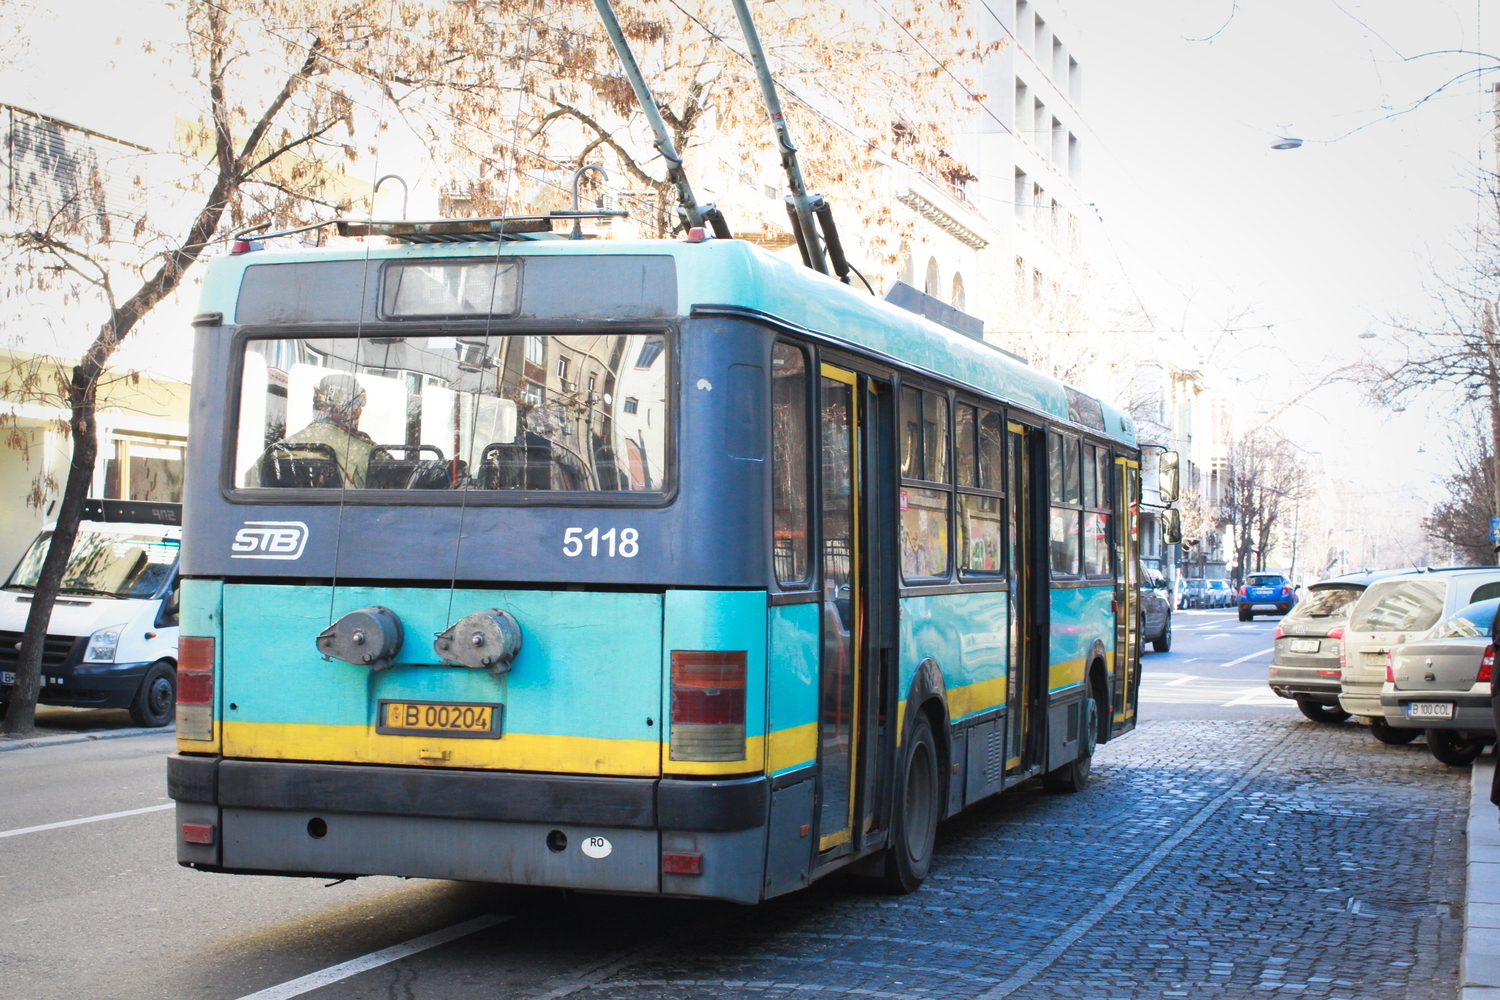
635,338,665,368
525,336,545,365
623,397,638,414
556,356,570,381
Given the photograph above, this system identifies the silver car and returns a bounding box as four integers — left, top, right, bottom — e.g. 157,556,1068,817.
1380,597,1498,765
1339,568,1500,745
1268,578,1368,723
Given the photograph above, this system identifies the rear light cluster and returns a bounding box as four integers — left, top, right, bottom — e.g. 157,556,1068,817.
177,636,215,741
1481,645,1495,685
669,650,747,763
1384,652,1395,685
1240,585,1248,597
1274,624,1285,640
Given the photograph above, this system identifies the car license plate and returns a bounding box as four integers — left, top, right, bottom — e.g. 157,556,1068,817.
0,671,12,686
1405,702,1454,719
1289,639,1320,653
377,700,503,739
1253,604,1277,611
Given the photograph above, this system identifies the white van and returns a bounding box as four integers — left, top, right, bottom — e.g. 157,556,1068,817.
1338,567,1500,743
0,500,180,727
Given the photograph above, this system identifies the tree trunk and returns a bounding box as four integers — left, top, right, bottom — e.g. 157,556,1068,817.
2,363,101,733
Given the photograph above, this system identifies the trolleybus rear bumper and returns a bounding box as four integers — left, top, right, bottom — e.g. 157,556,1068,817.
168,756,786,903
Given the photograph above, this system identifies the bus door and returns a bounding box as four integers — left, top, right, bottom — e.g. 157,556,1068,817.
1113,457,1142,734
1004,421,1046,776
815,363,879,859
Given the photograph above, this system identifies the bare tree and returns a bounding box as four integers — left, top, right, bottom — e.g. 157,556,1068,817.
1422,432,1494,564
1220,428,1310,580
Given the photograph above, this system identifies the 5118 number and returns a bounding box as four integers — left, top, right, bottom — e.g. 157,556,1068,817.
563,527,639,558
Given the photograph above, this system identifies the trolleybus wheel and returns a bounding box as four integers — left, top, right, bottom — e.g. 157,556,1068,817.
1427,729,1488,766
1367,716,1420,745
129,660,176,728
880,714,940,895
1043,694,1099,793
1295,699,1350,724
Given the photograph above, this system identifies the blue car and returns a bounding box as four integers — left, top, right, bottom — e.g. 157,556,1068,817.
1239,573,1298,621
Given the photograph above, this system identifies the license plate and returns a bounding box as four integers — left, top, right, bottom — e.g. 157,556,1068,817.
1364,651,1388,666
1289,639,1320,653
1405,702,1454,719
0,671,12,686
377,700,503,739
1253,604,1278,611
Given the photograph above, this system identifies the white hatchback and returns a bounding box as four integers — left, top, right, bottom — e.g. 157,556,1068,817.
1339,569,1500,744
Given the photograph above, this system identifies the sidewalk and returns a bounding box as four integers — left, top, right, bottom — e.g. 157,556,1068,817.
1466,757,1500,999
0,724,173,752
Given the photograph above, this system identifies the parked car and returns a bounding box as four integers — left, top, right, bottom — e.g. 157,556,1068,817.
1267,576,1371,723
1380,597,1498,765
1340,567,1500,745
0,501,180,727
1178,579,1207,609
1206,579,1233,609
1140,562,1172,652
1239,573,1299,620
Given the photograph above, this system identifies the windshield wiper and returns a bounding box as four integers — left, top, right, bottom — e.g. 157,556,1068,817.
57,587,121,599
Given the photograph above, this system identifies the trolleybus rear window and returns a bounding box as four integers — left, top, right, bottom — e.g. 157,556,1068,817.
235,332,670,494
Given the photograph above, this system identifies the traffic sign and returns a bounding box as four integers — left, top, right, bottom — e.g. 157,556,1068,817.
1490,517,1499,542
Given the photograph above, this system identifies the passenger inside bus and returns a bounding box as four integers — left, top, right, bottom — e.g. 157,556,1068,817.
259,374,377,488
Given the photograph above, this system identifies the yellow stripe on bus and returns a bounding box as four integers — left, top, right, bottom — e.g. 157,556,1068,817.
767,722,818,775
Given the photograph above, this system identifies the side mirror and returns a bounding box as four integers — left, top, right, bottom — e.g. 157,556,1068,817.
1158,451,1180,503
1161,507,1183,545
157,585,180,628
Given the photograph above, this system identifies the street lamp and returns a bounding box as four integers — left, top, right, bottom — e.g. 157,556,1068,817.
1272,137,1304,150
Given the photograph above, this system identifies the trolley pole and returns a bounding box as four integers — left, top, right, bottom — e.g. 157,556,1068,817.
593,0,726,236
728,0,829,276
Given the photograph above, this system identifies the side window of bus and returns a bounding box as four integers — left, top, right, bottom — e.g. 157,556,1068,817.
957,404,1004,578
771,343,811,587
1048,432,1081,577
900,384,952,582
1081,443,1111,577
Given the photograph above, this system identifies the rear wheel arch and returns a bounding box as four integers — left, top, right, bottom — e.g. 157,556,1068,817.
901,658,951,806
1087,655,1111,743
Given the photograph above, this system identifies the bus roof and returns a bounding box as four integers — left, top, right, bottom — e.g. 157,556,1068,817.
199,236,1136,446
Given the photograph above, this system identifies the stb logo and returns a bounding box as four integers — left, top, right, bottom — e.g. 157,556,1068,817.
231,521,309,560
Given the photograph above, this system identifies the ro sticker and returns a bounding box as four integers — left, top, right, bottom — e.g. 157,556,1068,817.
581,836,612,859
231,521,309,560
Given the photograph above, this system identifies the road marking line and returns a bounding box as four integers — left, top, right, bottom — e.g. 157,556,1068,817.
1163,675,1200,687
0,802,173,839
1223,647,1275,667
1222,687,1283,707
233,915,510,1000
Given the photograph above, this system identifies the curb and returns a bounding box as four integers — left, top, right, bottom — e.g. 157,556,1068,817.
0,725,175,753
1465,757,1500,1000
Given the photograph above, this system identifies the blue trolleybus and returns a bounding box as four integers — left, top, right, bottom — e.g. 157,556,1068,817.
167,218,1143,901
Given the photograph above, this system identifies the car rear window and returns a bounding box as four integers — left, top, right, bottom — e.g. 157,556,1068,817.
1434,598,1500,639
1349,579,1447,634
1247,575,1285,587
1286,585,1363,620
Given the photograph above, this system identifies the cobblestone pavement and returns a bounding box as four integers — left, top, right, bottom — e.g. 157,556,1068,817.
531,719,1468,1000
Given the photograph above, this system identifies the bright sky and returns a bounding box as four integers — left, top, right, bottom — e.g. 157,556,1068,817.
1067,0,1496,505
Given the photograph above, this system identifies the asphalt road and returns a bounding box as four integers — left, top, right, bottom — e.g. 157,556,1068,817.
0,608,1467,1000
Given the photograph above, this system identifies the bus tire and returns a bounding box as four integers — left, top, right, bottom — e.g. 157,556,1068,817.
129,661,176,728
1043,694,1099,793
880,713,940,895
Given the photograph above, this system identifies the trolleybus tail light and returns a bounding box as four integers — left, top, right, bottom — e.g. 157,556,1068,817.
669,650,747,762
1481,645,1495,684
177,636,216,742
662,851,703,875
